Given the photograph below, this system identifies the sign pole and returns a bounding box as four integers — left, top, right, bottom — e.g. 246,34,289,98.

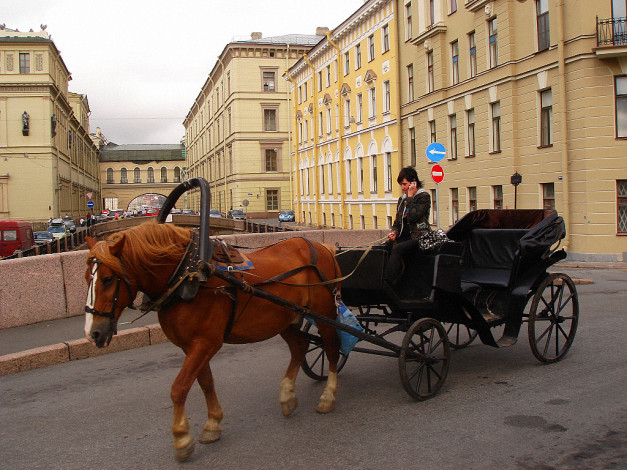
435,183,440,230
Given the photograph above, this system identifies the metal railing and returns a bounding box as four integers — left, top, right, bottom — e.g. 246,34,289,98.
597,16,627,47
1,227,95,260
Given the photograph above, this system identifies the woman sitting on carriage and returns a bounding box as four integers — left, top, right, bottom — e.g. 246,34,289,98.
384,166,431,289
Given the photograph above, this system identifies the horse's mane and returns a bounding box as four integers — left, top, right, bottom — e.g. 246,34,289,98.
89,222,191,278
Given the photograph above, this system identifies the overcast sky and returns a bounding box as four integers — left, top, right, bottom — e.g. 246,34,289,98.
4,0,361,145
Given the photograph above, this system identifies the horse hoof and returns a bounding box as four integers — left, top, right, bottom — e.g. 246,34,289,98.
174,437,195,462
281,396,298,417
315,399,335,414
199,428,221,444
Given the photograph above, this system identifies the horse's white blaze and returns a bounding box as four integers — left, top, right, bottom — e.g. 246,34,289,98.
84,265,97,339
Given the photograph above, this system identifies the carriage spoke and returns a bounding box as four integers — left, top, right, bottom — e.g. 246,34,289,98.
542,324,554,357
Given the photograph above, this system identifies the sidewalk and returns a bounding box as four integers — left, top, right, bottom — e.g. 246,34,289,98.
0,261,624,376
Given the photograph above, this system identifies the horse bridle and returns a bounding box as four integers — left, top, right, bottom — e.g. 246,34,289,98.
85,257,135,319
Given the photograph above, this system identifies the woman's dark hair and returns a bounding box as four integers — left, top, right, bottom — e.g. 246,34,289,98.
397,166,422,188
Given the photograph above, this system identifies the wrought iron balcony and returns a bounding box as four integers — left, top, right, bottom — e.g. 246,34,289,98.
597,16,627,47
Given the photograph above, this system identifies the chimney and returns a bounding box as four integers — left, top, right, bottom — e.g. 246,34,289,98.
316,27,329,36
251,32,262,40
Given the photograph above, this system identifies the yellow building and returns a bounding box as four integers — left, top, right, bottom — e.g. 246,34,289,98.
184,32,323,217
396,0,626,261
0,27,100,222
286,0,400,229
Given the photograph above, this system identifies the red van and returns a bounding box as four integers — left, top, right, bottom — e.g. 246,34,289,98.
0,221,35,258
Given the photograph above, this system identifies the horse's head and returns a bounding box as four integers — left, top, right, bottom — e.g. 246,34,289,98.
84,235,136,348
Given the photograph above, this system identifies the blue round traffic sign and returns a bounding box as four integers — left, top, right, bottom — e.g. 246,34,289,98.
426,142,446,162
87,200,94,208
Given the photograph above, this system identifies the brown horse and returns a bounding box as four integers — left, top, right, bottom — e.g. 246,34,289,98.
84,222,341,462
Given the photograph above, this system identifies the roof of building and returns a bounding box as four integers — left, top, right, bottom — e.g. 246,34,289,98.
99,143,185,163
233,34,324,46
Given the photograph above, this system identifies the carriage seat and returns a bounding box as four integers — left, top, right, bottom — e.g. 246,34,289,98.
460,228,529,290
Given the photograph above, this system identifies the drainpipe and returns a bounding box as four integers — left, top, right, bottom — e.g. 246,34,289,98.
303,54,321,226
326,31,348,229
285,65,298,213
557,0,570,250
216,55,228,213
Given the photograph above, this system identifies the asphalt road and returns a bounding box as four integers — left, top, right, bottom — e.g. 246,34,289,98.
1,267,625,469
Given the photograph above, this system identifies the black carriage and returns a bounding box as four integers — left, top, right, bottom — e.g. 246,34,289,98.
302,209,579,401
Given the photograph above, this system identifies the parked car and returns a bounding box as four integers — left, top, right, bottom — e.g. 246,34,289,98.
170,209,182,215
145,208,160,217
63,219,77,233
209,209,222,218
182,209,196,215
33,231,54,245
0,220,35,257
47,224,69,239
226,209,246,220
278,210,295,222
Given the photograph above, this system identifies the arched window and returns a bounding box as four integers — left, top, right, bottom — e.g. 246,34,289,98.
120,167,128,184
134,167,141,183
174,166,181,183
106,168,113,184
160,167,168,183
147,167,154,183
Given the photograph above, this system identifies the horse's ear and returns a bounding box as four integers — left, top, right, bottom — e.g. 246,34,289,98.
109,234,125,257
86,236,97,249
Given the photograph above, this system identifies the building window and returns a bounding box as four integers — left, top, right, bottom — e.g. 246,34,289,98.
371,155,378,193
326,108,332,134
358,157,364,193
346,159,352,193
429,120,437,144
19,53,30,74
319,111,324,137
382,24,390,53
493,185,503,209
263,71,276,91
410,127,417,166
320,164,325,194
106,168,114,184
383,80,391,113
266,189,279,211
385,152,392,191
265,149,277,172
449,114,458,160
467,108,476,157
537,0,550,51
317,71,323,92
344,98,351,125
326,65,331,87
369,86,376,119
344,52,350,75
355,44,362,69
407,64,414,101
174,167,181,183
617,76,627,138
160,167,168,183
451,188,459,223
406,2,413,39
489,17,498,68
147,167,154,183
542,183,555,210
451,40,459,85
431,189,438,226
264,109,277,131
134,167,141,183
450,0,457,14
368,34,375,61
298,86,302,103
468,186,477,212
356,93,363,123
540,89,553,146
427,50,434,92
469,31,477,78
618,180,627,233
491,101,501,152
430,0,435,25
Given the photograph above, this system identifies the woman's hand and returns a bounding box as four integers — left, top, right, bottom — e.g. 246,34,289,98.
388,231,397,241
408,181,418,197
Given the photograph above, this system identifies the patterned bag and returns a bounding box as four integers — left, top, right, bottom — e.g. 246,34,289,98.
416,229,449,253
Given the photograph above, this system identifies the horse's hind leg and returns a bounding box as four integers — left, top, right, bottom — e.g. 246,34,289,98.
279,325,308,416
197,363,224,443
315,323,340,414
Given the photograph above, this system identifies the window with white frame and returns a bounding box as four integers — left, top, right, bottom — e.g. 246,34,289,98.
616,76,627,138
327,161,333,194
450,0,457,14
406,2,413,40
451,40,459,85
344,98,351,125
368,34,375,61
382,24,390,53
264,109,277,131
385,152,392,191
407,64,414,101
429,119,437,144
489,17,498,68
449,114,458,160
540,89,553,146
427,50,434,92
262,71,276,91
355,44,362,69
383,80,391,113
410,127,417,166
493,185,503,209
466,108,475,157
326,65,331,87
537,0,550,51
120,168,128,184
491,101,501,152
356,93,363,123
265,149,278,172
319,163,325,194
358,157,364,192
326,108,332,134
318,71,323,92
134,167,141,183
147,167,154,183
346,159,352,193
451,187,459,223
618,180,627,233
542,183,555,210
369,86,376,119
160,167,168,183
344,52,350,75
469,31,477,78
371,154,378,193
106,168,114,184
429,0,435,25
266,189,279,211
319,111,324,137
468,186,477,212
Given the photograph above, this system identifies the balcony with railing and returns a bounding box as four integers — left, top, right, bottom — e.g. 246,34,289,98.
595,16,627,57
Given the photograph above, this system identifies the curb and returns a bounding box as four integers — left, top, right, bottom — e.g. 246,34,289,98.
0,323,167,376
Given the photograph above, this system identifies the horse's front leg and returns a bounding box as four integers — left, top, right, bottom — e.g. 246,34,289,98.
316,324,340,414
196,363,224,443
170,348,213,462
279,326,309,416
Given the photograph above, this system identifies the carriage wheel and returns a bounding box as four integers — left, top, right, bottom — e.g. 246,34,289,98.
398,318,451,401
527,273,579,363
301,320,349,381
443,322,478,349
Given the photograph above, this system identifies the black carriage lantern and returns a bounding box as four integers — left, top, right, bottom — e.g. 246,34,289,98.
511,172,522,209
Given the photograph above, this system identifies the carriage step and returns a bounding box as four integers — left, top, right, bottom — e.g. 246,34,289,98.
497,335,518,348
